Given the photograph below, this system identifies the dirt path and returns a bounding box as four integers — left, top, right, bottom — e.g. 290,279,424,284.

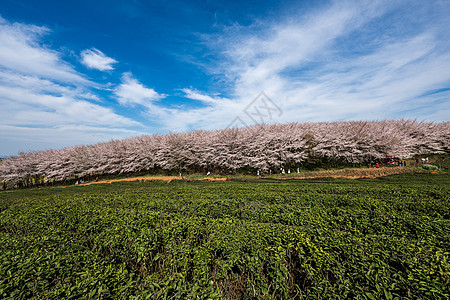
78,176,183,186
271,167,426,181
74,176,229,187
67,167,426,187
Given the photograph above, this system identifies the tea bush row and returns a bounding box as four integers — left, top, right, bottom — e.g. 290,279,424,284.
0,174,449,298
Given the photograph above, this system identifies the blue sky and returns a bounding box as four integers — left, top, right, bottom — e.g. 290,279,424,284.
0,0,449,156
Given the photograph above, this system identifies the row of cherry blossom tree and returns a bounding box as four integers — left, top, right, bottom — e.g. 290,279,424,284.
1,120,449,188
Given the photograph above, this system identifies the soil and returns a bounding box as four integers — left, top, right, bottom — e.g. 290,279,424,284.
69,167,427,187
78,176,183,185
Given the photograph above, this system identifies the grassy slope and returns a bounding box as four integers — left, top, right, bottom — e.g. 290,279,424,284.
0,173,449,299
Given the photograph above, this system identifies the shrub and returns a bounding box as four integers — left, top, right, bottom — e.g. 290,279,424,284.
422,164,439,171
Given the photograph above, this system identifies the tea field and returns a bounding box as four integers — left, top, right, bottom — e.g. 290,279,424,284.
0,173,449,299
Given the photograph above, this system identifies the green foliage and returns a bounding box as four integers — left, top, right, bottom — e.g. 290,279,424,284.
422,164,439,171
0,174,449,299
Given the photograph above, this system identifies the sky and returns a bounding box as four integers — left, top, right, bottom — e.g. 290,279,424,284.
0,0,449,157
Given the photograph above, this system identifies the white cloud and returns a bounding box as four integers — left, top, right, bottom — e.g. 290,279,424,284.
80,48,118,71
0,124,146,155
0,83,140,127
0,16,86,83
181,88,229,104
2,1,450,155
0,17,141,156
153,0,450,131
115,72,166,107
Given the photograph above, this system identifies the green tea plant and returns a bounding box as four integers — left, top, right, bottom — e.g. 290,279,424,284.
0,173,449,299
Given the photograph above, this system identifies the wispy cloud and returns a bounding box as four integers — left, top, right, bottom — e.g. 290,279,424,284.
0,16,86,83
155,0,450,130
80,48,117,71
0,124,144,156
0,17,141,155
115,72,166,107
181,88,229,105
1,0,449,156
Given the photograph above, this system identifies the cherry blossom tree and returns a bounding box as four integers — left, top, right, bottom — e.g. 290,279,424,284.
1,120,448,188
